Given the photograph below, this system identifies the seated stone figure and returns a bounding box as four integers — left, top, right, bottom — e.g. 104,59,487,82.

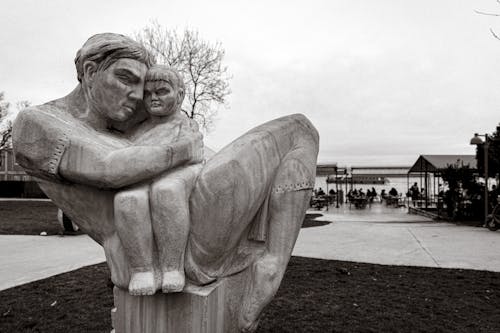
114,65,203,295
12,33,319,332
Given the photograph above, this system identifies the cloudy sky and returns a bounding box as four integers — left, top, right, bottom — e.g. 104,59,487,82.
1,0,500,166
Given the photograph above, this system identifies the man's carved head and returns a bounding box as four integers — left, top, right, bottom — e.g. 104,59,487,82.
75,33,154,122
144,65,185,117
75,33,153,83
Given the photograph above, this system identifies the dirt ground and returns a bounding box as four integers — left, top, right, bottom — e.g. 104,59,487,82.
1,257,499,332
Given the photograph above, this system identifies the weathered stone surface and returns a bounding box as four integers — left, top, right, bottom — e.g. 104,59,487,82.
113,269,250,333
12,33,319,332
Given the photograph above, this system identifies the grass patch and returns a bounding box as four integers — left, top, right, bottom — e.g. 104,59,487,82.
302,213,331,228
1,257,499,332
0,201,62,235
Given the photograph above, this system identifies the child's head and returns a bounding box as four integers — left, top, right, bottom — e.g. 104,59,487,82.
144,64,185,117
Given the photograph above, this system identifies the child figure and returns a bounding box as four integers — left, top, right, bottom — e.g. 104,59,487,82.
113,65,203,295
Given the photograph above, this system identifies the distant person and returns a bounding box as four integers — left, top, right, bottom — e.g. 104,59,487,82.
410,182,419,206
437,184,444,210
381,189,387,200
317,187,325,196
389,187,398,196
367,188,376,203
329,189,336,195
489,185,499,210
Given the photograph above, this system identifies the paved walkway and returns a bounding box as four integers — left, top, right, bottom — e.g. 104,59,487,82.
0,235,105,291
294,204,500,272
2,203,500,291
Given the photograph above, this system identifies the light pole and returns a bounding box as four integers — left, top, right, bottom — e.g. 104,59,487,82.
470,133,490,226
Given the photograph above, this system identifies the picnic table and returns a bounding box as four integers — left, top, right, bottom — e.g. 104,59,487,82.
350,196,368,209
310,195,329,209
385,195,405,207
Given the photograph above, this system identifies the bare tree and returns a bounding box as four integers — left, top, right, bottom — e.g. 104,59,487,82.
0,92,10,119
16,100,31,111
475,1,500,40
134,21,231,132
0,94,30,150
0,122,12,150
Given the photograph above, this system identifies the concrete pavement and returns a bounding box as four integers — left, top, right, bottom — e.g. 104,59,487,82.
2,203,500,291
0,234,105,291
294,204,500,272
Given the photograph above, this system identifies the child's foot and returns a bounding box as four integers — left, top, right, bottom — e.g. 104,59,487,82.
162,270,185,293
128,271,155,296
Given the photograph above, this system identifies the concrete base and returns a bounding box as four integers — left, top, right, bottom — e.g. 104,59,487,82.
112,271,248,333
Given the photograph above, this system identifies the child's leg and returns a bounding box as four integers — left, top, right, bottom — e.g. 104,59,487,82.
150,164,202,293
114,185,155,296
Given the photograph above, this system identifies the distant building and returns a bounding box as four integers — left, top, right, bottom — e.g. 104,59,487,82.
0,148,45,197
315,164,417,198
351,166,411,184
407,154,477,208
315,163,350,198
316,163,338,191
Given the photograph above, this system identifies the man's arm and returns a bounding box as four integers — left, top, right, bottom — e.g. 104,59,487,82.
59,134,203,189
13,107,202,190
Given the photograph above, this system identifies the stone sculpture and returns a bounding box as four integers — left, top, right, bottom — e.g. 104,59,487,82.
12,33,319,332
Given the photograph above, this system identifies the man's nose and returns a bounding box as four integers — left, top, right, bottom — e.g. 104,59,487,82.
129,84,143,101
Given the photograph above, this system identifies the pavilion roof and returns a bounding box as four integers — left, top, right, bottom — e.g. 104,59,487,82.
408,155,476,173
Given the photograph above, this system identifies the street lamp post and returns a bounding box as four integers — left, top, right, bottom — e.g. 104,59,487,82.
470,133,490,226
335,168,339,208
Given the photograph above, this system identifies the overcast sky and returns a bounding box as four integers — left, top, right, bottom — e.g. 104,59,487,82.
1,0,500,166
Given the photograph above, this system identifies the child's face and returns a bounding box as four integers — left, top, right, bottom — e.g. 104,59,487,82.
144,79,178,117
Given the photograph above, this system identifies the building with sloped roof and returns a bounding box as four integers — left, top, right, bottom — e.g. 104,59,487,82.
407,155,477,209
408,155,476,173
0,148,45,197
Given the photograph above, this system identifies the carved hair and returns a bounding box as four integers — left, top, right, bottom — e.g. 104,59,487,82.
74,33,154,82
145,64,185,93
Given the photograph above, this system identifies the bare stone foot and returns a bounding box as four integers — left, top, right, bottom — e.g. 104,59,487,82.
162,270,185,293
239,255,284,332
128,271,156,296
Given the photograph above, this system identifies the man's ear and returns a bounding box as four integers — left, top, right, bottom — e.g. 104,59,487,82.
177,88,185,107
82,61,98,86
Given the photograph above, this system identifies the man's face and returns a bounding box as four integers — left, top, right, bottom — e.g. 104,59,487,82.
89,58,148,122
144,79,179,117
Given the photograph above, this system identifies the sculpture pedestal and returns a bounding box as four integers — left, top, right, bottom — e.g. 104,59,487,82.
111,272,248,333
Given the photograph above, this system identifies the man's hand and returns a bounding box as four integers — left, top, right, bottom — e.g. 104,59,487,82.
169,132,204,167
185,132,204,163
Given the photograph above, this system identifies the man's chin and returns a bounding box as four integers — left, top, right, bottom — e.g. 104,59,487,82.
113,109,135,122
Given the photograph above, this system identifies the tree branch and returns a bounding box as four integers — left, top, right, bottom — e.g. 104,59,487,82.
475,9,500,16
